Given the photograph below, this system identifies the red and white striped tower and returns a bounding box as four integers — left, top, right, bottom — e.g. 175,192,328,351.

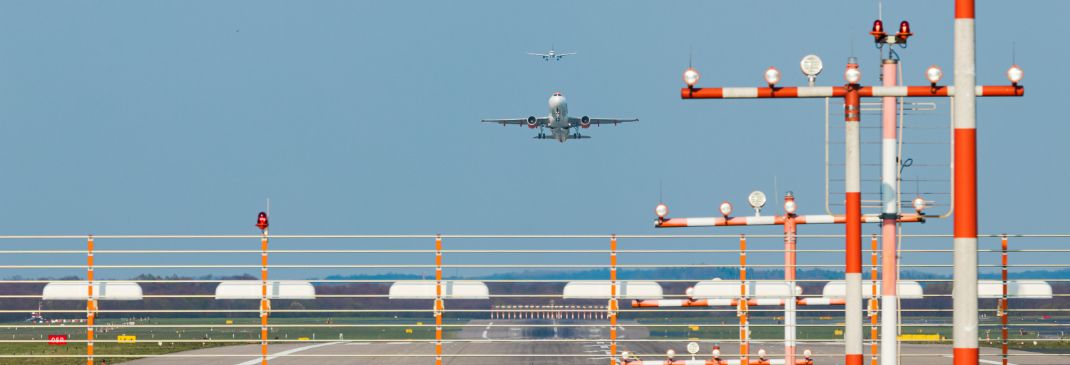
844,58,865,365
879,57,900,365
783,195,798,365
953,1,979,364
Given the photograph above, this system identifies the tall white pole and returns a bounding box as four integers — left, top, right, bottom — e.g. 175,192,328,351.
953,0,979,364
844,57,864,365
880,59,900,365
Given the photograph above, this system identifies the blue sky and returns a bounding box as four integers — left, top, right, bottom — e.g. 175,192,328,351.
0,1,1066,278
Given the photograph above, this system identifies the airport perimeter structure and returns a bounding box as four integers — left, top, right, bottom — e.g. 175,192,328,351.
0,1,1061,365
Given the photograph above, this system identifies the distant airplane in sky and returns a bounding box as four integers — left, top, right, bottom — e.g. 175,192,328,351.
527,46,576,61
482,92,637,143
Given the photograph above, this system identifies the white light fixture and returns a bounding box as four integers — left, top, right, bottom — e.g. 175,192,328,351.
684,68,701,87
913,197,926,213
719,201,733,217
687,342,700,355
804,349,813,360
764,67,781,87
748,190,767,216
1007,65,1024,84
845,66,862,84
783,194,797,215
926,65,943,84
712,348,721,359
655,204,669,219
758,348,767,360
685,286,695,299
800,55,823,77
666,349,675,359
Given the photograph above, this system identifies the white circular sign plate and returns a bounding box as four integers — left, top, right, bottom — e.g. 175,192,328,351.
687,342,700,354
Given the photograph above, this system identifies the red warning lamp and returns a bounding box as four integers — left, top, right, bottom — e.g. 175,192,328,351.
870,19,886,42
896,20,913,42
256,212,269,230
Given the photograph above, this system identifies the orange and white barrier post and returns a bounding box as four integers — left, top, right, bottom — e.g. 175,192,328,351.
953,1,979,364
1000,235,1009,365
739,234,749,365
257,212,270,365
435,234,444,365
86,235,95,365
609,234,619,365
869,235,879,365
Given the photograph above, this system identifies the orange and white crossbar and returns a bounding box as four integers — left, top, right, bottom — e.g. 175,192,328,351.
632,297,844,307
623,359,813,365
681,85,1021,99
656,214,923,228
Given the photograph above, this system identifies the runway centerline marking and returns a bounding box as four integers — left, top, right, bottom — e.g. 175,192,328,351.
234,341,340,365
482,321,494,339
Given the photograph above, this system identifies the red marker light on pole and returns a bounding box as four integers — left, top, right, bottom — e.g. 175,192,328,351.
256,212,269,230
896,20,913,41
870,20,886,42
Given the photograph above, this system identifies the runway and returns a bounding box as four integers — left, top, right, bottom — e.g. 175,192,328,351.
119,320,1067,365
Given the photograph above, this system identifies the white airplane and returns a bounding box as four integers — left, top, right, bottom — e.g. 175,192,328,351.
482,92,638,143
527,47,576,61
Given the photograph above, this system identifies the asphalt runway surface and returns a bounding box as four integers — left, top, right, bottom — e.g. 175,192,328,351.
120,320,1068,365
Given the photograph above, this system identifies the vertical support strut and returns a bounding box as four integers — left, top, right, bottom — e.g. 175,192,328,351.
435,234,444,365
869,234,880,365
609,234,619,365
1000,235,1009,365
880,58,900,365
86,235,95,365
260,228,270,365
953,1,979,364
845,59,865,365
739,234,749,365
784,212,797,365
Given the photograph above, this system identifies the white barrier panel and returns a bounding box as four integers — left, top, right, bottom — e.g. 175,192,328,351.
562,281,663,299
978,280,1052,299
42,281,143,300
388,281,489,299
215,281,316,300
821,281,923,299
693,279,793,298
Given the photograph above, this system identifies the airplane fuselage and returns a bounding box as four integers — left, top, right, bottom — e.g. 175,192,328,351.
547,94,569,142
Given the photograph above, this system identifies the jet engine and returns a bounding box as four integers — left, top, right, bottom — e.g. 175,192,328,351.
527,116,538,129
580,116,591,128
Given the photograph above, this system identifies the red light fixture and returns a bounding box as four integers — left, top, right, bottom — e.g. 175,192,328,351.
870,19,886,42
256,212,269,230
896,20,913,42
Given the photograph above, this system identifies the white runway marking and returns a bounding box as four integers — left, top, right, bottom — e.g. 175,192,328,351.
386,341,412,345
346,342,370,345
482,321,494,339
233,341,339,365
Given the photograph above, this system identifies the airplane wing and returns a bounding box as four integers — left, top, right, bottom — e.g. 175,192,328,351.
569,117,638,127
482,118,548,127
558,52,577,56
527,53,549,57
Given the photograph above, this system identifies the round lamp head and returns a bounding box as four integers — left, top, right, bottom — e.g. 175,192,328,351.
712,348,721,359
655,204,669,219
764,67,781,86
913,197,926,213
685,286,695,298
1007,64,1024,84
666,349,675,359
684,68,701,87
844,67,862,85
719,201,733,217
748,191,767,209
800,54,824,77
872,19,884,34
783,193,797,215
926,65,943,84
758,349,767,359
804,349,813,359
256,212,269,230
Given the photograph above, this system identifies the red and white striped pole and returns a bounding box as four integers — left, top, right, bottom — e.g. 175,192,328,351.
783,197,797,365
953,1,979,364
256,212,270,365
879,57,900,365
844,58,865,365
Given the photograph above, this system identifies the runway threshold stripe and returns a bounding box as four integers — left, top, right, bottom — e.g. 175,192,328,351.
233,341,340,365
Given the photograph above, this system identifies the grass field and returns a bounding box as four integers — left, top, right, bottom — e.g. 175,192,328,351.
0,316,466,364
